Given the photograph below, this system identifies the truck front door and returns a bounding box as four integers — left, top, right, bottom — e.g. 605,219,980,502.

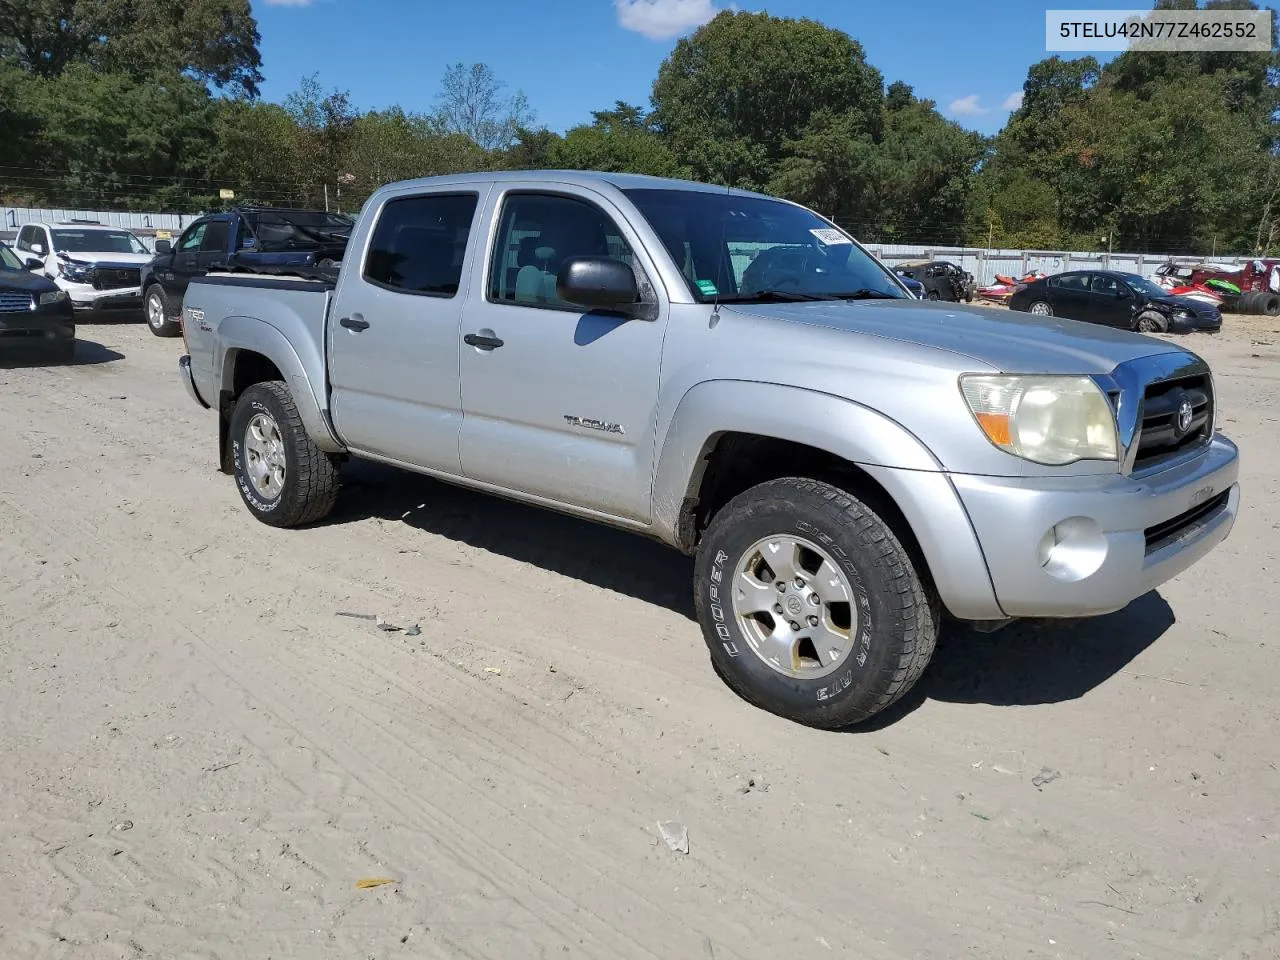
327,189,484,473
456,185,669,522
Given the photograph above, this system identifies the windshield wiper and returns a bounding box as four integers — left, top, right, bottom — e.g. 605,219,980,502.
712,289,839,303
826,289,901,300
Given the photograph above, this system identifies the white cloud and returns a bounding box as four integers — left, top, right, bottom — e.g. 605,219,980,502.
615,0,723,40
947,94,988,116
1002,91,1024,110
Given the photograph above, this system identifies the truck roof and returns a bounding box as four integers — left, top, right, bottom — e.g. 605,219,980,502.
373,169,778,200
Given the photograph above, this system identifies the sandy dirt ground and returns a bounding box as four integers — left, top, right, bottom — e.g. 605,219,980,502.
1,312,1277,960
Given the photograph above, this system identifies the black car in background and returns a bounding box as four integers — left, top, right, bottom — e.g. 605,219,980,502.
893,259,975,301
0,243,75,362
1008,269,1223,334
141,206,353,337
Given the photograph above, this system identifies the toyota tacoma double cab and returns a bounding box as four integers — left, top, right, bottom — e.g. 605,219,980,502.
176,171,1241,728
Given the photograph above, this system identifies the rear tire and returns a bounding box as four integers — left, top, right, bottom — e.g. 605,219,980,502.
693,477,939,729
229,382,340,528
1262,294,1280,316
1028,300,1053,316
145,284,181,338
926,291,939,301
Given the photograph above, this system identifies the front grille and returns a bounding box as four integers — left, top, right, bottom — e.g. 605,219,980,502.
0,292,34,313
1132,373,1214,471
92,268,141,290
1144,490,1229,554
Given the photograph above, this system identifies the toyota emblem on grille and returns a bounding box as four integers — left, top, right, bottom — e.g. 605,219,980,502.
1176,397,1194,434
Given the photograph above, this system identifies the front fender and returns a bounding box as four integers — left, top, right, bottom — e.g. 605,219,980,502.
651,380,1004,621
216,316,344,453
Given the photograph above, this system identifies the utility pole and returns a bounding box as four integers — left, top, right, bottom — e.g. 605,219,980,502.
323,183,329,212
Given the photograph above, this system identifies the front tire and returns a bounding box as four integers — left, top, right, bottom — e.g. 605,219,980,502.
145,284,181,338
693,477,939,729
1134,311,1168,333
229,382,340,528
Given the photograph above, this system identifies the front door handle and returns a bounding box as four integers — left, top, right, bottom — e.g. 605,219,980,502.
340,315,369,332
464,333,504,350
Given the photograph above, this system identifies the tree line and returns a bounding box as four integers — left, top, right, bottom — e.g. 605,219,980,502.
1,0,1276,254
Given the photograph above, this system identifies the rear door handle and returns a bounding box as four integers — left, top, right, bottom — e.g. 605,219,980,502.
340,315,369,331
463,333,504,350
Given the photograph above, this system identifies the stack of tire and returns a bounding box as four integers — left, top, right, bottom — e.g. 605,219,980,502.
1236,291,1280,315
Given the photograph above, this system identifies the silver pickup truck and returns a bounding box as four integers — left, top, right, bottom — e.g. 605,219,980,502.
177,171,1240,728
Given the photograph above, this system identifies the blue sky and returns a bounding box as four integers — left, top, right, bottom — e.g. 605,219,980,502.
252,0,1143,136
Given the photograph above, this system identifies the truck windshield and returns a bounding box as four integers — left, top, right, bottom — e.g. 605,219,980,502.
52,229,148,255
622,188,908,302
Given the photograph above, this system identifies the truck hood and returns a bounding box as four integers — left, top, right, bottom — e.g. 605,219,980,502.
729,298,1184,374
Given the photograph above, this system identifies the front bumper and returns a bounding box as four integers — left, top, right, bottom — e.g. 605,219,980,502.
56,278,143,311
951,436,1239,617
0,305,75,346
1169,312,1223,334
179,355,211,409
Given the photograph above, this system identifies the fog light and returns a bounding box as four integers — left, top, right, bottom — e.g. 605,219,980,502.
1035,517,1107,582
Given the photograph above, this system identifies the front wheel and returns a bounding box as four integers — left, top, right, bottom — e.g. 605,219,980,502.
229,382,340,528
1134,311,1168,334
145,285,181,338
693,477,939,729
926,291,940,301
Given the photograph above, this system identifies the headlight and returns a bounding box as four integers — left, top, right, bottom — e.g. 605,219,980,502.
1173,309,1192,321
38,290,68,306
59,261,93,282
960,374,1118,465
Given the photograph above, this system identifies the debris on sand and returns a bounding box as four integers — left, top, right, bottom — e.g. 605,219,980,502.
657,821,689,854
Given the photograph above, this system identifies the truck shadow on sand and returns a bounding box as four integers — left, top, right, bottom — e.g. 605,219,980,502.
328,460,1174,722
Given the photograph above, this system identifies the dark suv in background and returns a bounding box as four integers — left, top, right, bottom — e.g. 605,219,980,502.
141,206,352,336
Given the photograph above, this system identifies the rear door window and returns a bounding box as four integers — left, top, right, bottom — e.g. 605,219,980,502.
363,193,479,297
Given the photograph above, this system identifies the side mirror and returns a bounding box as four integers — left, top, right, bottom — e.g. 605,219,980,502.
154,239,172,254
24,257,43,271
556,256,639,310
31,243,45,256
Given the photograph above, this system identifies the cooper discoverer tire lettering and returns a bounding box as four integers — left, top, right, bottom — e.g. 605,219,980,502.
228,381,339,528
693,477,939,728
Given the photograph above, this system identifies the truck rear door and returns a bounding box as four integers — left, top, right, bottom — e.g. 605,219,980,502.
326,188,486,473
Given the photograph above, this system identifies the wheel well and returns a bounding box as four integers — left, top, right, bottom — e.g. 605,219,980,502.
229,350,284,400
678,432,935,590
217,350,285,474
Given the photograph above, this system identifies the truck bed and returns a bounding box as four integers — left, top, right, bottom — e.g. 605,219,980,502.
183,272,334,432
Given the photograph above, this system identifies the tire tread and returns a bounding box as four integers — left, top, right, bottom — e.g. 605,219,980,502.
697,476,939,728
234,381,339,527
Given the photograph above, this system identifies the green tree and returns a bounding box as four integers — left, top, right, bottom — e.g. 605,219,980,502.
650,11,884,189
0,0,263,96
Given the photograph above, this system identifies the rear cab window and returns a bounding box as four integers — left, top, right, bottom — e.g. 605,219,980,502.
362,193,479,297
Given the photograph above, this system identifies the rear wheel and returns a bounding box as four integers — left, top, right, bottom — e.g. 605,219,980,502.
693,477,939,729
145,284,181,338
1028,300,1053,316
926,290,940,301
229,382,340,528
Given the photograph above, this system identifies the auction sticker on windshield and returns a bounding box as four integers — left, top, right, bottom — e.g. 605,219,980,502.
810,228,852,245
